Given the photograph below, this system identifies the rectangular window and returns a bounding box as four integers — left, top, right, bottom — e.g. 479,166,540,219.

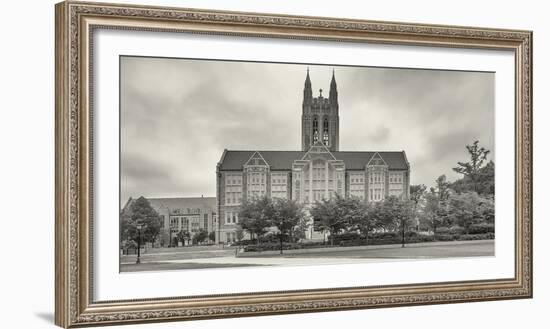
271,172,288,199
225,174,243,205
389,172,403,197
248,171,268,199
350,173,365,199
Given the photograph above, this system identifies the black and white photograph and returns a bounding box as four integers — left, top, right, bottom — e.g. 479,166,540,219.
119,56,495,272
2,0,544,327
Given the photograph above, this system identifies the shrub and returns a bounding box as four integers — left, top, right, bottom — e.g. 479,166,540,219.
333,232,361,244
414,235,435,243
243,242,301,252
468,223,495,234
369,232,399,240
121,239,137,250
300,241,326,248
241,231,494,253
405,231,419,238
458,233,495,240
258,233,279,243
435,234,455,241
450,226,466,235
232,239,253,246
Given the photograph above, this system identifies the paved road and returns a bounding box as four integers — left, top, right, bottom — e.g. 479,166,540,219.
120,240,494,273
120,247,235,264
121,262,259,272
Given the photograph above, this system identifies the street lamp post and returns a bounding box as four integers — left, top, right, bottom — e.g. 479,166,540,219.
136,223,143,264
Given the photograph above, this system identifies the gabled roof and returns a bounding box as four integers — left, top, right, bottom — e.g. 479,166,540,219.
366,152,388,166
124,197,216,214
301,142,337,161
244,151,269,167
219,150,409,171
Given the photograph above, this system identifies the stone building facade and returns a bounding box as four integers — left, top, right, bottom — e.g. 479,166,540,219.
122,196,217,247
215,70,411,243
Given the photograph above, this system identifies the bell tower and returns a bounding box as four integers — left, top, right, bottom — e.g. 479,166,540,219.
301,69,339,152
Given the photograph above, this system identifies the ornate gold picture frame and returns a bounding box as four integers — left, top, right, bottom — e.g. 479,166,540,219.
55,1,532,327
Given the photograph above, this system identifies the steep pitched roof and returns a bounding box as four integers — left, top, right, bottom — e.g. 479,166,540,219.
219,150,409,171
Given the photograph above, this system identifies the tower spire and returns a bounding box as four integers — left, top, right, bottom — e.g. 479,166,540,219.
329,68,338,105
303,67,313,105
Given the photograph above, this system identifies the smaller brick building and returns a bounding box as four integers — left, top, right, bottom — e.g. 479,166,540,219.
122,196,217,247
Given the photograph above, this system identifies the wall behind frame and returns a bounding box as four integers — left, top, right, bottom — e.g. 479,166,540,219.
0,0,546,328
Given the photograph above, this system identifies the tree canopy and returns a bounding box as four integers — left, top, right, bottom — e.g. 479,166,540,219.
238,196,275,243
452,140,492,195
310,194,357,245
271,198,306,253
447,191,488,234
120,196,161,245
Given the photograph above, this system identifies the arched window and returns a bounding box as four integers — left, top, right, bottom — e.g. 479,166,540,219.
323,118,329,146
313,117,319,143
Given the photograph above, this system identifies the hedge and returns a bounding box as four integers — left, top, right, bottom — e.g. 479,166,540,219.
241,232,494,252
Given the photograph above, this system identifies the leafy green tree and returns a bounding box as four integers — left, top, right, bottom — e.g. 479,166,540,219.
452,140,491,194
192,229,208,245
310,195,370,245
410,184,427,204
235,225,245,242
208,231,216,243
271,198,306,254
379,196,415,247
420,190,449,236
447,191,487,234
433,175,452,202
478,160,495,195
409,184,427,229
292,216,311,242
120,196,161,246
479,195,495,224
310,195,348,245
349,200,375,244
176,230,190,246
451,160,494,196
238,196,275,244
373,200,398,232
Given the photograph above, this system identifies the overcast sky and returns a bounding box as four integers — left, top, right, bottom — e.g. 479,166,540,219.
120,56,494,205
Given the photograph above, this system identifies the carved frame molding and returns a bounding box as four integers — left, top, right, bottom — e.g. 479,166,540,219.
55,1,532,327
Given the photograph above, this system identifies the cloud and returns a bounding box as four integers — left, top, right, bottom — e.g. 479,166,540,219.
368,126,390,143
120,57,494,204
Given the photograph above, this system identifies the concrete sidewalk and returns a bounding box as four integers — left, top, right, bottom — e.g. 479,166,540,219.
157,240,494,267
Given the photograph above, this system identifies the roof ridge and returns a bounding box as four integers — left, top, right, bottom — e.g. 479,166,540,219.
336,150,404,153
225,150,304,152
148,196,216,200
